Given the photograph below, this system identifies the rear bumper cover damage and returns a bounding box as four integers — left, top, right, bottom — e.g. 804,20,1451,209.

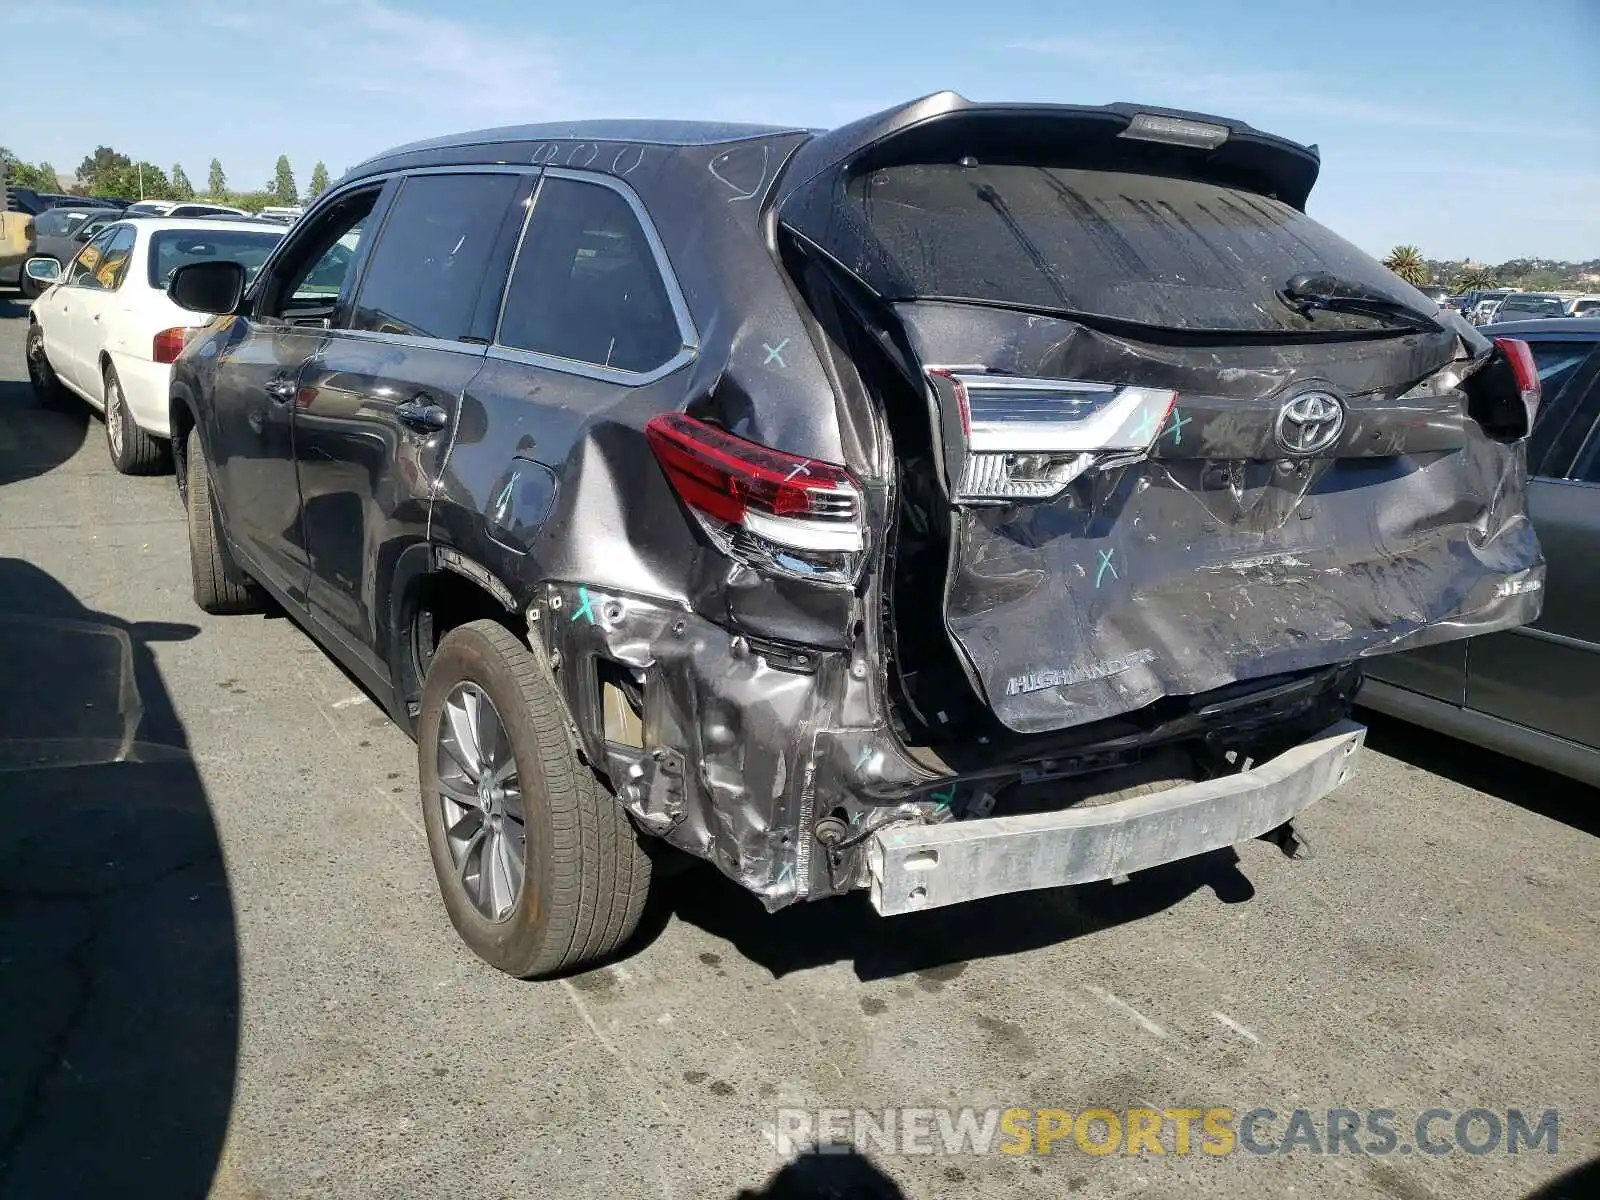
867,719,1365,915
530,580,1374,912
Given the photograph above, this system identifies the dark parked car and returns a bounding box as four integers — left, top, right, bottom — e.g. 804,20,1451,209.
1363,318,1600,784
164,93,1542,976
20,206,119,294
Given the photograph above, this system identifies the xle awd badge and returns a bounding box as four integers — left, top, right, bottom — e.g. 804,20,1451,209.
1274,390,1346,455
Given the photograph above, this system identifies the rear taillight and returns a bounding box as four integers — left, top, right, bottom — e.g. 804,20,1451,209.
152,327,191,364
645,413,864,582
930,371,1178,502
1493,336,1540,427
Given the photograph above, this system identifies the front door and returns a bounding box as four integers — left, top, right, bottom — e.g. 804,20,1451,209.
207,185,388,601
294,170,530,674
52,225,118,394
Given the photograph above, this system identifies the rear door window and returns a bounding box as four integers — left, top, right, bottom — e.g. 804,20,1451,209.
845,163,1430,333
349,172,525,341
495,176,683,374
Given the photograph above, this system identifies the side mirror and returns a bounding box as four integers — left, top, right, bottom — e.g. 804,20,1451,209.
170,259,246,316
24,257,62,284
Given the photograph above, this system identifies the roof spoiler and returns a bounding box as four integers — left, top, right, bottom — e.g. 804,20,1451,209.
775,91,1321,211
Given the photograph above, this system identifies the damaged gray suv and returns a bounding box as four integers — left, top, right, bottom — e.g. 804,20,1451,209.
165,93,1543,976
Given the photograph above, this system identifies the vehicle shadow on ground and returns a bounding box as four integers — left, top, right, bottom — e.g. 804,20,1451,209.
0,555,238,1200
646,844,1254,981
732,1147,907,1198
0,299,92,487
1361,712,1599,837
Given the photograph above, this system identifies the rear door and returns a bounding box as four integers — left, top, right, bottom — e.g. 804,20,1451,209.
1463,343,1600,751
208,185,389,600
294,169,532,676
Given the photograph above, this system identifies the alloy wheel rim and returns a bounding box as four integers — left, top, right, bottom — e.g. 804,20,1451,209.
436,682,526,922
107,386,124,456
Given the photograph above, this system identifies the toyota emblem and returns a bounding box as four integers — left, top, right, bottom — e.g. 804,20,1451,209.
1274,390,1346,455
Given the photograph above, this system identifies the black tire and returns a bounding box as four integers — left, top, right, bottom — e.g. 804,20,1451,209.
104,364,168,475
419,620,652,978
184,427,258,614
24,323,64,406
18,268,43,301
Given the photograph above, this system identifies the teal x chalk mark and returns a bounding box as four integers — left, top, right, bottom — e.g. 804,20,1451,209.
763,338,790,368
1164,408,1191,444
1129,406,1159,442
571,586,596,624
1095,548,1118,588
931,785,957,810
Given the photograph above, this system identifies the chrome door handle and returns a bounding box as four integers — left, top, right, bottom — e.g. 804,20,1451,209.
265,378,297,403
394,400,449,432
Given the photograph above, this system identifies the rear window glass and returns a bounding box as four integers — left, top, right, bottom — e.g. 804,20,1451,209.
148,229,283,289
848,164,1430,333
1497,296,1566,318
36,209,89,237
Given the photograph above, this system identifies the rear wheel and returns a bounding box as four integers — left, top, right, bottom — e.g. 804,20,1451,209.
419,620,652,978
18,266,45,301
104,364,167,475
24,324,63,406
184,427,259,614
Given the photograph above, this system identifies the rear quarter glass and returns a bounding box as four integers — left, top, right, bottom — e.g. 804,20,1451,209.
844,163,1432,333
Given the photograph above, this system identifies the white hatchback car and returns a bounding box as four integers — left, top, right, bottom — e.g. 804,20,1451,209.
23,218,285,472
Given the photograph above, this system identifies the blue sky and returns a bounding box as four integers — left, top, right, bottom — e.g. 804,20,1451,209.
2,0,1596,262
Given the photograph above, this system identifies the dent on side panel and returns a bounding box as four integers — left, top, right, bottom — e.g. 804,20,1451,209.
526,583,947,909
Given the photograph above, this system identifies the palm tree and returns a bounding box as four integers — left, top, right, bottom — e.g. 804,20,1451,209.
1382,245,1430,287
1455,266,1496,291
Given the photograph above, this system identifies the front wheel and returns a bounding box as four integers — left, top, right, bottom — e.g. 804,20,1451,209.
419,620,652,977
24,324,63,406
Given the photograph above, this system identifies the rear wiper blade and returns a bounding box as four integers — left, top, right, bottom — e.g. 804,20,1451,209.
1280,272,1443,333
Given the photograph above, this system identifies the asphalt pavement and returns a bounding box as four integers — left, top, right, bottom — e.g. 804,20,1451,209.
0,292,1596,1200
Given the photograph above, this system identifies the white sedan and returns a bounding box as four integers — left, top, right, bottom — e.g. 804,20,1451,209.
23,218,285,473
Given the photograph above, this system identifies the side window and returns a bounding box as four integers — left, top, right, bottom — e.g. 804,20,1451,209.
1527,342,1600,476
67,227,118,288
496,177,683,374
350,173,524,340
258,187,381,322
96,225,138,290
1566,378,1600,483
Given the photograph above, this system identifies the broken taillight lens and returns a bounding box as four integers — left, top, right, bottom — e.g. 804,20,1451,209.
931,371,1178,502
645,412,865,581
1493,336,1541,429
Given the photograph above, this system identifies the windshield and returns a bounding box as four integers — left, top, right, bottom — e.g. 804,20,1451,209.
148,229,283,289
848,163,1433,333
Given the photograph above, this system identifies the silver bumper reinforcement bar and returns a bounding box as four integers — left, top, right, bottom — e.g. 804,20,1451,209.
867,719,1366,915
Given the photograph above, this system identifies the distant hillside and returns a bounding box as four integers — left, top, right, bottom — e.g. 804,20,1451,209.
1423,257,1600,291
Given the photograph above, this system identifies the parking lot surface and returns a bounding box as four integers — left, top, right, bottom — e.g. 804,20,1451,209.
0,295,1596,1199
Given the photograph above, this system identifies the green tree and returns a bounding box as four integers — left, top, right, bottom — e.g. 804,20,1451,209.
0,149,59,191
208,158,227,197
75,146,133,191
305,161,330,202
97,162,171,200
273,155,297,205
171,163,195,200
1455,266,1497,291
1382,245,1430,287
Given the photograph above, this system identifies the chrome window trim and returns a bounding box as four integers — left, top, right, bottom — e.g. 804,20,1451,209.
488,166,698,389
332,327,490,358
